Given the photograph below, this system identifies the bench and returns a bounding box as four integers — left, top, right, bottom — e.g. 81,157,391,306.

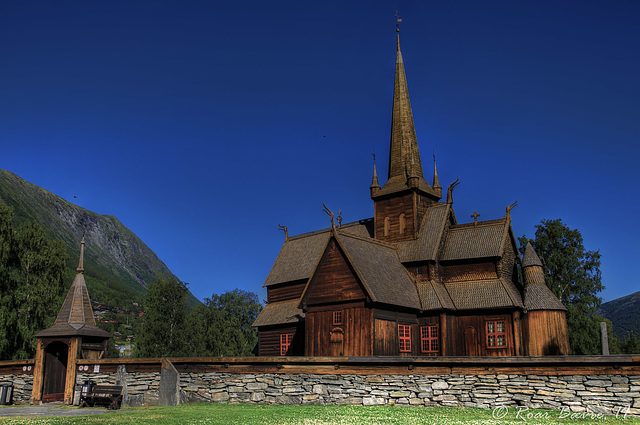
79,385,123,410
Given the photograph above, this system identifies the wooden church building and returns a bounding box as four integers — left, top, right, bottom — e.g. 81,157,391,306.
253,30,570,358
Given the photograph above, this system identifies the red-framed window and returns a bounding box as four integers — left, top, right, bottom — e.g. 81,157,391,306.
333,310,343,326
398,324,411,352
486,321,506,348
280,333,293,356
420,325,439,353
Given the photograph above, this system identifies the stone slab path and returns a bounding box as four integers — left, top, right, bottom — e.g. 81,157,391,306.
0,402,109,418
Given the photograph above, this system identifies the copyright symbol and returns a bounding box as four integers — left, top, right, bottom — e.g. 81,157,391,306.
492,406,509,419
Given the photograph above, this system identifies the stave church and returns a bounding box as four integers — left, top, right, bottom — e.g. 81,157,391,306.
253,28,570,358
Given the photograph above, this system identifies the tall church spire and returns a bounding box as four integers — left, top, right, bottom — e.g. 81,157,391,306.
373,23,440,202
388,29,422,180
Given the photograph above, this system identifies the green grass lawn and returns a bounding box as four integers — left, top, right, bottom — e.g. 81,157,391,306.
0,403,638,425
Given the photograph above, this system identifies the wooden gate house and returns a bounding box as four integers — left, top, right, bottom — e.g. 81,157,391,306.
32,238,111,404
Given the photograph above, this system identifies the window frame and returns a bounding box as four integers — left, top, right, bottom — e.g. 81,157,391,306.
420,325,439,354
333,310,343,326
485,320,506,349
280,333,293,356
398,324,412,353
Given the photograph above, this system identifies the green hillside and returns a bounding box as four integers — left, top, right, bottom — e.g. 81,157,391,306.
0,169,199,309
598,291,640,338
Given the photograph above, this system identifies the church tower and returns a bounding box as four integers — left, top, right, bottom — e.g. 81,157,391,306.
372,26,441,242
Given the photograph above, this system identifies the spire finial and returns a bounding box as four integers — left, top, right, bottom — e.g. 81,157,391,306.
395,12,402,51
77,234,85,273
433,152,441,190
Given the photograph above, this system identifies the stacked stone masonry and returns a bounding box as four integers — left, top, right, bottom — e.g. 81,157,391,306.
0,375,33,405
77,370,639,416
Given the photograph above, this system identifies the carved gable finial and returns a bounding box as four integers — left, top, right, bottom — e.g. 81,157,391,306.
322,203,336,230
278,224,289,242
446,177,460,204
505,200,518,221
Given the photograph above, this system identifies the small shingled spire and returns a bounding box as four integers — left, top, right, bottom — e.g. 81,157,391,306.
432,153,441,190
76,235,85,273
371,153,380,187
522,241,543,268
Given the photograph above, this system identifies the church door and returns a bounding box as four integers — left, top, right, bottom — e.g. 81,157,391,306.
464,326,478,356
42,341,68,402
330,328,344,356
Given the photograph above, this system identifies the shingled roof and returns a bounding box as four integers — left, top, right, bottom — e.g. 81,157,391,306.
444,279,524,310
440,220,508,261
398,203,451,262
252,299,304,327
373,32,440,201
264,220,373,287
522,243,566,311
336,231,421,310
36,238,111,339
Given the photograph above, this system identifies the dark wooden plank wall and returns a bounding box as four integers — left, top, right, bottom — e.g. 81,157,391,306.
374,193,417,242
267,281,307,303
448,313,515,356
523,310,571,356
441,261,497,282
305,305,372,356
304,239,366,306
258,324,305,356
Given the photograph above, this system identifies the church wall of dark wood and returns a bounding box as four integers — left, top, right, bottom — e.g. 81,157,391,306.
374,193,416,242
258,323,304,356
267,281,307,303
523,310,571,356
305,306,372,356
449,313,515,356
304,239,366,306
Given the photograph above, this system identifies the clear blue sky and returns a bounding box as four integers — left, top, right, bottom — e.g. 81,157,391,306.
2,1,638,303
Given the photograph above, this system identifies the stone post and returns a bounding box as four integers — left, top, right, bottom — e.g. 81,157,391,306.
601,322,609,356
158,359,180,406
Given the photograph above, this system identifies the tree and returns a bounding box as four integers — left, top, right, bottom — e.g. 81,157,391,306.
0,205,68,359
519,218,604,355
185,289,262,357
134,276,188,357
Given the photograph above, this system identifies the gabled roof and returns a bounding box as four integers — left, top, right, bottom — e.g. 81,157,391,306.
264,220,373,287
335,231,421,310
398,203,451,262
252,300,304,327
417,280,455,311
444,279,524,310
440,220,508,261
36,238,111,339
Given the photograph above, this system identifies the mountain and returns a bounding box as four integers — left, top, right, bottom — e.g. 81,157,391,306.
0,169,199,308
598,291,640,338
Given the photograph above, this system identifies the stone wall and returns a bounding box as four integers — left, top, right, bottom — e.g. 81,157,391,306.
0,374,34,405
1,355,639,415
176,372,639,415
73,363,640,415
76,370,161,407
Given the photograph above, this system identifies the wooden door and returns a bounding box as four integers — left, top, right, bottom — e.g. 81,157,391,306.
330,328,344,356
464,326,478,356
42,341,68,402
